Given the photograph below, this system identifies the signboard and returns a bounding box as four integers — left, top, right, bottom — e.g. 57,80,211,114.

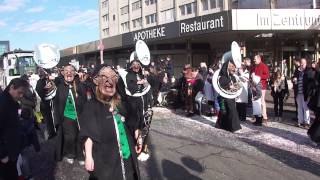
232,9,320,30
122,22,180,46
180,11,229,36
122,11,231,46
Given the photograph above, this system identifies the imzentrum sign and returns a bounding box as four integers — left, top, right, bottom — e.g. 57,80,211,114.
232,9,320,30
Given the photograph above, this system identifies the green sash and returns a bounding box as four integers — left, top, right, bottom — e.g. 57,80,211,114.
63,89,77,120
114,114,131,159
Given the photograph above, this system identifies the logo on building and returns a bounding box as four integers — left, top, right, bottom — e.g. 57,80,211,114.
180,16,224,34
133,27,166,41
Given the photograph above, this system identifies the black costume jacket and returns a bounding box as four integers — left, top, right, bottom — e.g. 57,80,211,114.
0,91,22,161
125,70,151,134
79,100,140,180
292,67,314,101
217,62,241,132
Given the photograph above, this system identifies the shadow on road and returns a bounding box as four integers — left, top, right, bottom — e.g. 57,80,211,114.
181,156,204,173
162,159,203,180
240,138,320,177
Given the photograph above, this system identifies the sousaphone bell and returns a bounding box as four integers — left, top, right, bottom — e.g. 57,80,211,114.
34,43,61,100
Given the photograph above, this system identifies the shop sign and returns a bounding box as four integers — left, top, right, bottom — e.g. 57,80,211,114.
180,11,229,36
122,22,179,46
232,9,320,30
122,11,231,46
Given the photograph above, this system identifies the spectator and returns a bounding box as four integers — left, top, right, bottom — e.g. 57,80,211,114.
291,59,300,121
251,74,263,126
271,70,289,122
292,58,314,128
0,78,29,180
158,75,172,106
236,58,250,121
165,56,174,79
252,54,270,124
199,62,208,80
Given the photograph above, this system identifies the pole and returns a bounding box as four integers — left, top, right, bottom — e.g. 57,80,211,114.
99,40,104,64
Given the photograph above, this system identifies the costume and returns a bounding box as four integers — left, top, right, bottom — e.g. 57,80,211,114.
48,76,86,161
79,100,140,180
216,61,241,132
0,91,22,180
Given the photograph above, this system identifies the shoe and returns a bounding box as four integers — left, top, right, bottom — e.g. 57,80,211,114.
303,124,310,129
186,112,194,117
78,160,85,166
296,123,303,128
137,152,150,161
64,158,74,164
253,122,262,126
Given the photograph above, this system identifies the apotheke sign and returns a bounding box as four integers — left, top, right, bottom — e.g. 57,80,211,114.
232,9,320,30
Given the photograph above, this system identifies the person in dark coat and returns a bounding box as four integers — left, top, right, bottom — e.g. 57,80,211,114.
80,65,141,180
0,78,29,180
147,66,160,106
38,65,86,164
36,68,56,139
216,60,241,132
125,60,152,160
292,58,314,127
270,70,289,121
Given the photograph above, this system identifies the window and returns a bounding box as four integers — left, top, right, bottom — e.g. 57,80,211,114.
132,1,141,11
102,14,109,23
160,8,174,23
145,13,157,24
145,0,157,6
101,0,108,9
210,0,223,9
132,18,142,28
180,2,197,15
121,21,130,32
103,28,109,36
202,0,209,10
120,5,129,15
113,15,116,21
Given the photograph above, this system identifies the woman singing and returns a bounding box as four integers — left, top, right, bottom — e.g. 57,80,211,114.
79,65,141,180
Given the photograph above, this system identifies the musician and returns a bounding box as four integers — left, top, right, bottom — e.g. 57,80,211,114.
40,65,86,164
216,59,241,132
36,68,56,139
79,65,141,180
125,59,151,159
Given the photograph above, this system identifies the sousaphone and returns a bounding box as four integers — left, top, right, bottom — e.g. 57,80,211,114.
34,43,61,100
118,40,151,97
34,44,60,69
212,41,243,99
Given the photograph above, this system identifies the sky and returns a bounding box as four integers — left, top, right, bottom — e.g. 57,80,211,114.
0,0,99,50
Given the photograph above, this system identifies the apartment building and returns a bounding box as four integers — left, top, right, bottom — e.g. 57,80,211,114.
61,0,320,77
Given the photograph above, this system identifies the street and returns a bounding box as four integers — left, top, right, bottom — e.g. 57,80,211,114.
25,91,320,180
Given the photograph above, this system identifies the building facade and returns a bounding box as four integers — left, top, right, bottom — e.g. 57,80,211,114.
0,41,10,57
61,0,320,77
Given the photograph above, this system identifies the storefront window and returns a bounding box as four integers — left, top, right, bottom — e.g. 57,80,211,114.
233,0,270,9
232,0,314,9
276,0,313,9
